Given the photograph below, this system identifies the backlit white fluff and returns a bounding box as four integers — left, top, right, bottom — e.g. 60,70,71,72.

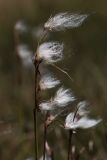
77,101,89,116
37,42,63,63
40,74,60,90
15,21,27,32
75,116,102,129
44,12,88,31
39,87,75,110
39,101,54,110
17,44,33,68
39,155,51,160
65,113,101,129
39,142,52,160
65,113,74,129
53,87,75,107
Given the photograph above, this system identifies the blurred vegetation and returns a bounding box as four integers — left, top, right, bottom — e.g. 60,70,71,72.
0,0,107,159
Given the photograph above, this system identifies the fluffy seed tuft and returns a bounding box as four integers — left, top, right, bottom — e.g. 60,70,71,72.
44,12,88,31
65,101,102,130
40,74,60,90
53,87,75,107
39,87,75,110
37,42,63,63
17,44,33,68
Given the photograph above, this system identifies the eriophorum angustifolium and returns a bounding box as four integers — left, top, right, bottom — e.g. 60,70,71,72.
39,87,75,110
39,73,60,90
36,42,64,63
17,44,33,68
32,12,102,160
44,12,88,31
65,101,102,130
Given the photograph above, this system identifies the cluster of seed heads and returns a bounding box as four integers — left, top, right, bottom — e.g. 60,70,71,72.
36,12,101,125
15,12,102,160
33,12,102,160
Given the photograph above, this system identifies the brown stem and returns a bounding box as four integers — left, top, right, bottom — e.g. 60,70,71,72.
33,29,47,160
33,108,38,160
51,151,54,160
43,123,47,160
43,112,49,160
33,61,40,160
67,130,73,160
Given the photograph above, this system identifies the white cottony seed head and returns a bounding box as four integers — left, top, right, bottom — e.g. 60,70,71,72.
65,100,102,130
17,44,33,68
65,113,75,129
44,12,88,31
39,87,75,111
77,101,90,116
73,116,102,129
37,42,63,63
40,74,60,90
65,109,102,130
53,87,75,107
39,101,54,111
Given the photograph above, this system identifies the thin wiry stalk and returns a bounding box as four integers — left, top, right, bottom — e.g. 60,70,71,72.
67,130,73,160
14,29,23,85
34,27,49,160
37,29,48,48
51,151,54,160
43,123,47,160
33,61,40,160
73,106,80,122
43,112,49,160
33,107,38,160
51,63,73,81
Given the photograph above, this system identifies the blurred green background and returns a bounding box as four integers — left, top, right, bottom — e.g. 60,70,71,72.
0,0,107,159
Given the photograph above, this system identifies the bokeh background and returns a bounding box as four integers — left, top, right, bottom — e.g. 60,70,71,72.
0,0,107,159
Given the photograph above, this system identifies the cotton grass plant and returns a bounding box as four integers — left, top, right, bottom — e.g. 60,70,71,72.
32,12,102,160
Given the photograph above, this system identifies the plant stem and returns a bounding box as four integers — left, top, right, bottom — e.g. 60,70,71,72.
43,122,47,160
33,61,40,160
43,112,49,160
67,130,73,160
33,108,38,160
51,151,54,160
